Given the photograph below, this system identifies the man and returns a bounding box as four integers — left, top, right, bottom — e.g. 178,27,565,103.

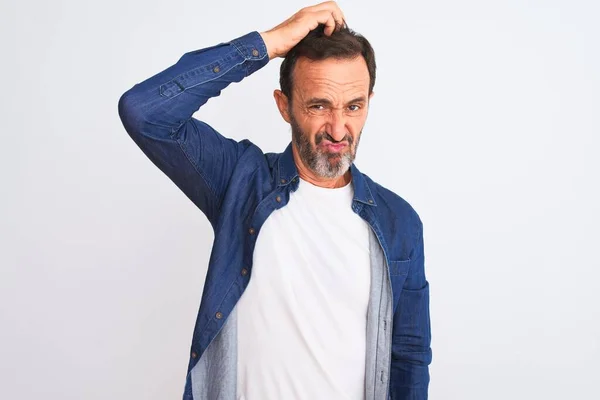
118,2,431,399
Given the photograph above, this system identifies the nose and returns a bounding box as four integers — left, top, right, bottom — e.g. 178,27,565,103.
326,109,348,142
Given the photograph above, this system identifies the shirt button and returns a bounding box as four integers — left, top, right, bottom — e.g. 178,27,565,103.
191,351,197,358
215,312,223,319
280,178,287,184
213,66,220,73
252,49,259,57
248,228,255,235
368,199,374,204
241,268,248,276
275,196,281,203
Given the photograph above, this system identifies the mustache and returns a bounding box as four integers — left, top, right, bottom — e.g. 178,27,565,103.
315,132,353,145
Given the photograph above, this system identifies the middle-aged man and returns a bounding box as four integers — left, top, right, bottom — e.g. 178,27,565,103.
118,2,431,399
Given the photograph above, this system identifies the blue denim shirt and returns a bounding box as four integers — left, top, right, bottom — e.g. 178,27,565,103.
118,31,431,400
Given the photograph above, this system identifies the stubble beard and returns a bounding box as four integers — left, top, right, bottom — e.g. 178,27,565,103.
289,112,362,179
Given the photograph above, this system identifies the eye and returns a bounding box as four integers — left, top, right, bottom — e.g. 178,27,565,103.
348,105,361,111
310,104,325,110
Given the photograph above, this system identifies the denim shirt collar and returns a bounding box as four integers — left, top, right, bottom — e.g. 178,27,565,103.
277,142,377,207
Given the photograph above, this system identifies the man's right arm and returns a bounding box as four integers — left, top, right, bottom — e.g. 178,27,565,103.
118,31,269,228
118,2,345,227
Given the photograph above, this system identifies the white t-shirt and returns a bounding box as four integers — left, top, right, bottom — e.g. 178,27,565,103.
236,177,372,400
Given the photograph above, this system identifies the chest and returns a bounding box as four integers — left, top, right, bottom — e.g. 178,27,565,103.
251,187,372,311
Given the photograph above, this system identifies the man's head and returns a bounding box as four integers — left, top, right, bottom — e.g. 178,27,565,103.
273,24,376,180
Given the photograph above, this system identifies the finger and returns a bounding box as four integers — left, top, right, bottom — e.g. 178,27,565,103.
313,11,337,35
313,3,345,31
324,14,336,36
308,2,345,25
331,9,344,30
310,10,337,33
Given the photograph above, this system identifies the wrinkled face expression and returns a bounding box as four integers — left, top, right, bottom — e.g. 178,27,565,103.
288,56,371,179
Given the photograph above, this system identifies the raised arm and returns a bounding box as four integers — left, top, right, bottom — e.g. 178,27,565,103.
118,2,346,228
117,31,269,228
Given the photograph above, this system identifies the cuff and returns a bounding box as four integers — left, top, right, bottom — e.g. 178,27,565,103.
229,31,269,75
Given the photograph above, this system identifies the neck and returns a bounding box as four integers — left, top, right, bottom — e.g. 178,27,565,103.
292,144,352,189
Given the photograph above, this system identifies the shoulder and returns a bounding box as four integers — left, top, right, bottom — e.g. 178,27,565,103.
363,172,423,237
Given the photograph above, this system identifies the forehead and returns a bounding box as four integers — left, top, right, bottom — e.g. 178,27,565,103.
292,56,370,100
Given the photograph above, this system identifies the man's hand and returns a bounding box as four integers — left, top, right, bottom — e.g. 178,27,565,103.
260,1,346,60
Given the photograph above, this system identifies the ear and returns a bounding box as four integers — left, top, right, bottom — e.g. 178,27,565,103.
273,89,291,123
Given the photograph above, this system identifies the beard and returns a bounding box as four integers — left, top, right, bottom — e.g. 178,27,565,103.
289,112,362,179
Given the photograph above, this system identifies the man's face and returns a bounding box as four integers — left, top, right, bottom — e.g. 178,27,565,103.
279,56,372,179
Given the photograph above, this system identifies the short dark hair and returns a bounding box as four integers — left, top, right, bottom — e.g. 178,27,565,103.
279,24,376,101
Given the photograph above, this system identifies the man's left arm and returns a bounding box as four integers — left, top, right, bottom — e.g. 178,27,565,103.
389,222,432,399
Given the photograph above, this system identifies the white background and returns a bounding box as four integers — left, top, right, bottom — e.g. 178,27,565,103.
1,0,599,399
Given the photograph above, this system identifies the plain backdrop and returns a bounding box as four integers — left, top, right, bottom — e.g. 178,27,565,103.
1,0,599,399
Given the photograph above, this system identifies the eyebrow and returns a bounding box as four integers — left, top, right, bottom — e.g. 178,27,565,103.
306,96,367,106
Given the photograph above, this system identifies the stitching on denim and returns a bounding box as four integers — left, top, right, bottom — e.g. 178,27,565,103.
159,49,242,99
371,229,385,399
162,57,245,133
389,259,411,276
161,61,243,102
174,132,221,210
230,39,246,58
195,274,239,349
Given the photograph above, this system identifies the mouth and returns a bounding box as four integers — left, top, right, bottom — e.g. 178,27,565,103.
320,141,348,153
